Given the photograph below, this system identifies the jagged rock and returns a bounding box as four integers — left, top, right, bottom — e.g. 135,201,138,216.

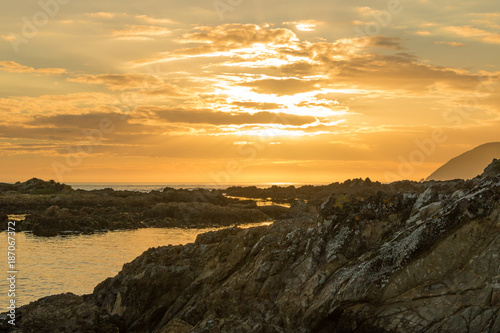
482,158,500,178
256,204,290,219
0,293,119,332
3,160,500,332
160,319,193,333
0,178,73,195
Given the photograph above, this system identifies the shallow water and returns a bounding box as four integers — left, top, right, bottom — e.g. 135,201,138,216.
224,195,292,208
0,223,271,307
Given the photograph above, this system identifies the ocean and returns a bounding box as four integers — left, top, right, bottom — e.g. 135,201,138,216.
0,223,272,307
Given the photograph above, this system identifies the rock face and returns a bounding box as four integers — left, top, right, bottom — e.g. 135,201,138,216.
3,160,500,332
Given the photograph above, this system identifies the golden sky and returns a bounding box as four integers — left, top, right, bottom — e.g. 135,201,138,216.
0,0,499,184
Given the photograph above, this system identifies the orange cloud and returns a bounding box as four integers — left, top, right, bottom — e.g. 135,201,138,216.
135,15,178,25
444,25,500,44
68,74,164,91
112,25,171,39
181,24,298,46
434,41,466,47
85,12,122,19
283,20,325,32
239,78,323,96
232,101,282,110
0,61,67,75
148,107,318,126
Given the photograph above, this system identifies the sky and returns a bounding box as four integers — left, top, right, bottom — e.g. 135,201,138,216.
0,0,499,184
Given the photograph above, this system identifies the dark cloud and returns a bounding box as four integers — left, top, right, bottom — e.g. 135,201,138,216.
29,112,129,129
68,74,164,91
149,108,317,126
139,84,185,96
364,36,404,50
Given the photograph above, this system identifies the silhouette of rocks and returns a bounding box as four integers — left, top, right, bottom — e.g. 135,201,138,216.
5,159,500,332
0,185,274,236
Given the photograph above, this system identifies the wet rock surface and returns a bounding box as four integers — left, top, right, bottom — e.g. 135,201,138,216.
2,160,500,332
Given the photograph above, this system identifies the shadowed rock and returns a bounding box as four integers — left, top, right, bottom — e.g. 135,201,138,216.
0,212,7,231
2,160,500,332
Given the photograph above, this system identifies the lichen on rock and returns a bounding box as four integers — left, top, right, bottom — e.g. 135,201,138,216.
3,160,500,332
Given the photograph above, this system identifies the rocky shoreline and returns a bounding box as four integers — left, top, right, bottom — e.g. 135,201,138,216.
1,160,500,332
0,177,423,237
0,179,293,236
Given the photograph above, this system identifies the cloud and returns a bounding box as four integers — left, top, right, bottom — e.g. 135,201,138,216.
239,78,323,96
181,24,298,47
112,25,171,39
68,74,164,91
147,107,318,126
138,84,186,96
135,15,178,25
434,41,466,47
1,35,16,42
85,12,122,19
29,112,129,129
0,61,67,75
283,20,325,32
364,36,404,50
444,25,500,44
232,101,282,110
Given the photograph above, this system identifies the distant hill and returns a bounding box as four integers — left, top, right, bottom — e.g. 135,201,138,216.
426,142,500,181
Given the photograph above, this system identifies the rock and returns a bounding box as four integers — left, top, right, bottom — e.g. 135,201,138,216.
0,293,120,332
144,202,270,227
23,206,143,236
10,178,73,195
0,179,272,234
3,160,500,331
159,318,193,333
0,212,7,231
482,158,500,178
255,204,290,219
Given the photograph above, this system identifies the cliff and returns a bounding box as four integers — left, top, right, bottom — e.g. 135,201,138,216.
2,160,500,332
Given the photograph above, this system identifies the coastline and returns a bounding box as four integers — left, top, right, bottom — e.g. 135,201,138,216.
1,160,499,332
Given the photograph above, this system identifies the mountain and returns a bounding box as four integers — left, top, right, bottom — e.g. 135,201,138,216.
426,142,500,181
